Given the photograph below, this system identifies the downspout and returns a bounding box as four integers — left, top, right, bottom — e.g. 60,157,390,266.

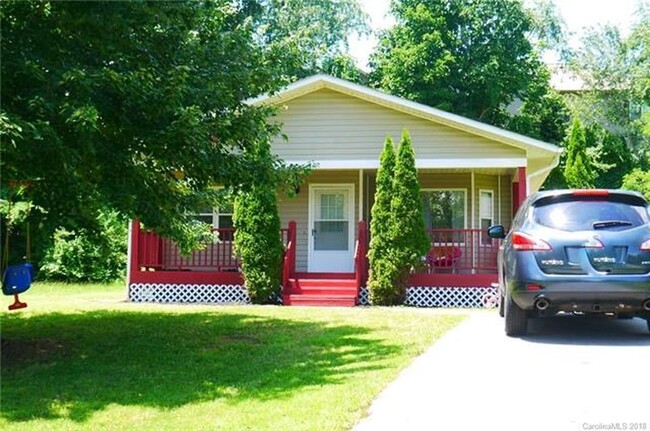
497,175,501,225
359,169,364,222
527,153,562,193
471,171,476,273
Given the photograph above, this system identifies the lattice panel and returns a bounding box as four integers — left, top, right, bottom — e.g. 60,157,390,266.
406,286,499,308
129,283,250,304
357,286,369,306
358,286,498,308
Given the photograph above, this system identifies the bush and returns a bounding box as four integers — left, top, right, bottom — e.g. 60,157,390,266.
564,118,595,188
367,136,400,305
390,130,430,293
367,130,429,305
622,169,650,199
40,211,127,282
233,139,284,304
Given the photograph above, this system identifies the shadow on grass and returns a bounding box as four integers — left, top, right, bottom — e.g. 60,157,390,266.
1,311,401,423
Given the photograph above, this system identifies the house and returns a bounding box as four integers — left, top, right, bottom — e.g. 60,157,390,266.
127,75,562,307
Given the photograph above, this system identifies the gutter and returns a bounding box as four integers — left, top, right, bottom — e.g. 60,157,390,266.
527,151,563,192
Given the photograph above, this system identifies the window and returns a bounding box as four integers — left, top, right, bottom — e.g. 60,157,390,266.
480,190,494,245
422,190,466,229
421,190,466,243
194,204,234,241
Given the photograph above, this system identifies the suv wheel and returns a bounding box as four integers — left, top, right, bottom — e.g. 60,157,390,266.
504,292,528,336
647,319,650,334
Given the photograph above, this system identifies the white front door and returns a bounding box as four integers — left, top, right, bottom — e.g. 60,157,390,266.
308,184,355,272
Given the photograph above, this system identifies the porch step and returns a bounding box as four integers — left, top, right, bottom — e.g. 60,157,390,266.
284,277,358,306
284,294,357,307
286,278,357,295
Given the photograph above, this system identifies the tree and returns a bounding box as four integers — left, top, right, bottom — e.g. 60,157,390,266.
370,0,545,124
367,136,398,305
622,168,650,200
585,123,635,189
233,138,284,304
321,54,369,85
0,1,282,252
564,119,595,188
507,86,572,189
568,5,650,153
390,130,430,293
39,211,128,282
249,0,369,81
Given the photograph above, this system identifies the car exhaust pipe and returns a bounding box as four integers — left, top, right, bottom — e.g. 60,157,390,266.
535,297,550,311
643,299,650,311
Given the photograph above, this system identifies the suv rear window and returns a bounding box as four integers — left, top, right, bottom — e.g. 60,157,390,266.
532,200,649,231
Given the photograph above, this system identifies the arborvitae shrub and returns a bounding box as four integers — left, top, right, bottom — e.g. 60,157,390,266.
367,136,399,305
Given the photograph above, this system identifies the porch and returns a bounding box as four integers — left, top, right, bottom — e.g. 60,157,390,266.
127,220,500,307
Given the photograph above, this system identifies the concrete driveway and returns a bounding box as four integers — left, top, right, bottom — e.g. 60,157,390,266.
354,311,650,431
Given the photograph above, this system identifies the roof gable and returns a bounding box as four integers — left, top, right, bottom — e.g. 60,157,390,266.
249,74,562,158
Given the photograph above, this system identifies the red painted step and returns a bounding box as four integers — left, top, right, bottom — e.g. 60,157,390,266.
284,294,357,307
283,277,358,306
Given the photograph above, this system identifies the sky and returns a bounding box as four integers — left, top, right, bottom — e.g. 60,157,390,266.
349,0,641,70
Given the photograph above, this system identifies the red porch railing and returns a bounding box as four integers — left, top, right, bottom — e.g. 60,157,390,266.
420,228,498,274
133,221,292,273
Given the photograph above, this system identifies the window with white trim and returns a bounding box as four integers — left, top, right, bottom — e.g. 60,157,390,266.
195,203,234,240
421,190,466,229
421,189,466,243
480,190,494,244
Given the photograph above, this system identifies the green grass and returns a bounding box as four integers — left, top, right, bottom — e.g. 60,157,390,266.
1,282,464,431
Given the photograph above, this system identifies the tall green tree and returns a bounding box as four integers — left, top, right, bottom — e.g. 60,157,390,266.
249,0,369,81
370,0,544,124
585,123,635,189
564,119,595,188
367,136,398,305
0,1,282,251
390,130,430,299
568,5,650,152
233,138,284,304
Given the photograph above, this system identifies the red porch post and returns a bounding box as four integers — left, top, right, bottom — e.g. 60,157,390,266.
129,220,141,284
512,166,527,216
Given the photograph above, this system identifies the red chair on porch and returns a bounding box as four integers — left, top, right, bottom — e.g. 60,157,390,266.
426,246,462,272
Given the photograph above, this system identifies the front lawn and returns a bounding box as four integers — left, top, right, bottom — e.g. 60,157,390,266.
1,283,464,431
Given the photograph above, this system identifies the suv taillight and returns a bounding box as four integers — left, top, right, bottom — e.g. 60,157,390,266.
512,232,552,251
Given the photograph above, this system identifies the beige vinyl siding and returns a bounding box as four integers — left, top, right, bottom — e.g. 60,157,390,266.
419,172,471,190
278,170,359,272
271,89,525,163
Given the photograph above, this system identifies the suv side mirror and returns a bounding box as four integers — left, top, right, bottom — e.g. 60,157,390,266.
487,225,506,239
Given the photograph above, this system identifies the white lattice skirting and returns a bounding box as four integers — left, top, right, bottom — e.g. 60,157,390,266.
129,283,250,304
358,286,499,308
